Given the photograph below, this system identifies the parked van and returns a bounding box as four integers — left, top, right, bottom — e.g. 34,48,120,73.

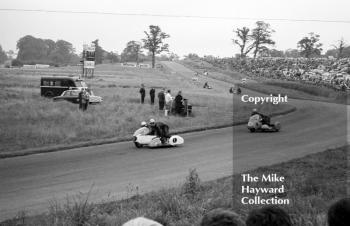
40,77,88,97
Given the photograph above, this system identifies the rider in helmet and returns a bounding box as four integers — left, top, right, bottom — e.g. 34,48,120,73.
251,109,271,126
148,118,170,144
137,121,150,135
236,86,241,94
251,108,259,116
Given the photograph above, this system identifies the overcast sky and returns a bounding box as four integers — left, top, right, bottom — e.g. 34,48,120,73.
1,0,349,57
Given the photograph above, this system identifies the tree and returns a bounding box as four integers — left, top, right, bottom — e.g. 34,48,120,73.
332,38,347,59
186,53,199,59
92,39,105,64
260,48,284,57
250,21,275,58
16,35,81,66
297,33,323,58
232,27,253,58
284,49,300,58
325,45,350,59
0,45,8,64
142,25,170,68
44,39,56,58
49,40,74,65
17,35,48,63
168,52,179,61
121,41,142,63
6,50,15,60
106,51,119,63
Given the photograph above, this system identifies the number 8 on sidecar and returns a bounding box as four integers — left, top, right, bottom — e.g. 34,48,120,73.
133,127,184,148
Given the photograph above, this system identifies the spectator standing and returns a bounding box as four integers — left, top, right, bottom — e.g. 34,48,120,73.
200,208,245,226
174,91,184,115
150,88,155,105
158,88,165,110
246,206,292,226
139,84,146,104
165,89,173,115
327,198,350,226
82,89,89,111
78,89,83,110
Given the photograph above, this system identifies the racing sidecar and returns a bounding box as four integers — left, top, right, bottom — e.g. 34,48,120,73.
247,114,281,132
133,127,184,148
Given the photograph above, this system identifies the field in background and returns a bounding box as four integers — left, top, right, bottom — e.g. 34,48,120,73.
179,58,240,83
180,58,349,104
2,145,347,226
0,63,291,153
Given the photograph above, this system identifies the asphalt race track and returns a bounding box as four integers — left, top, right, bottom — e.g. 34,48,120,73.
0,62,347,220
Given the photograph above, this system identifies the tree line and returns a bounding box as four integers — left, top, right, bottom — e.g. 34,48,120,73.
0,25,171,68
1,22,349,67
233,21,350,59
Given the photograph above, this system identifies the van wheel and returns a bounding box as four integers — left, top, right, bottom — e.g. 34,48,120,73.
44,91,54,98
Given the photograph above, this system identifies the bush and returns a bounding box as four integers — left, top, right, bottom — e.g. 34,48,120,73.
11,59,23,67
183,168,202,198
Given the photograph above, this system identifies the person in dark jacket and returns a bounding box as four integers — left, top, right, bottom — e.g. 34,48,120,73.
78,89,83,110
150,88,155,105
81,89,89,111
174,91,184,115
246,206,292,226
200,208,245,226
139,84,146,104
327,198,350,226
148,119,170,144
158,88,165,110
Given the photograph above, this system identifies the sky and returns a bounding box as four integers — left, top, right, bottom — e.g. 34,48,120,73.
1,0,350,57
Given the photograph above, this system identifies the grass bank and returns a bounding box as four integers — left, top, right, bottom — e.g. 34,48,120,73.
2,146,347,226
179,58,349,105
0,65,292,154
240,80,349,104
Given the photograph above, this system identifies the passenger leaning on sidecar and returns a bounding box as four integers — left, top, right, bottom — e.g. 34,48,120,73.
148,119,170,144
251,109,271,126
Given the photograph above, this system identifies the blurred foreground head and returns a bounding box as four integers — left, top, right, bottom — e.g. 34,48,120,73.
200,208,245,226
246,206,292,226
122,217,163,226
328,198,350,226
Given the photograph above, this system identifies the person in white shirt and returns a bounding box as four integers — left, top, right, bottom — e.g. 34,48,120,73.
164,89,173,113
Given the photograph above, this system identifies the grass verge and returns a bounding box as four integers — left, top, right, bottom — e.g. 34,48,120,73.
240,80,349,105
2,146,347,226
0,65,293,155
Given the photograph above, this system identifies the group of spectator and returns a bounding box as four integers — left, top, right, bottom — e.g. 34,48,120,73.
228,57,350,91
122,197,350,226
139,84,187,115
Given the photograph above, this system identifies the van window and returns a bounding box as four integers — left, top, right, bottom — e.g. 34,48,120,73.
61,80,68,87
68,80,75,87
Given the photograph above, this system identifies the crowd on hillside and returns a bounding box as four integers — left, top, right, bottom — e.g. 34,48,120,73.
121,197,349,226
228,57,350,91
